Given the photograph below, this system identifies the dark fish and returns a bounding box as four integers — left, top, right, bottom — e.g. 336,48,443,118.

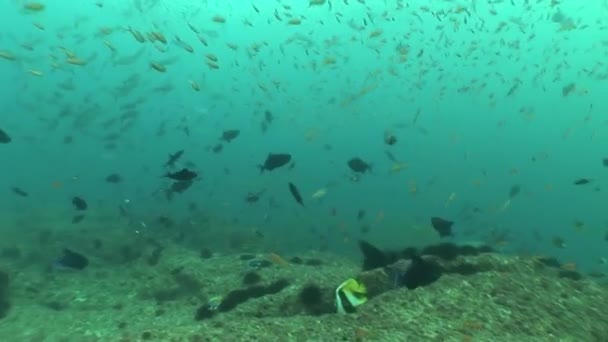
358,240,391,270
573,178,592,185
158,216,174,228
430,217,454,237
54,249,89,270
221,129,240,142
105,173,122,183
259,153,292,173
357,209,366,220
385,150,398,163
72,214,85,224
165,150,184,167
509,185,521,198
0,128,11,143
347,158,372,173
72,196,88,211
603,158,608,167
245,190,265,204
384,131,397,145
212,143,223,153
118,205,128,217
170,180,193,193
264,110,273,123
11,187,28,197
288,182,304,206
164,168,197,181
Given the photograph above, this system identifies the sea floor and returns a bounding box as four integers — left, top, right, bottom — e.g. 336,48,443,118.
0,218,607,342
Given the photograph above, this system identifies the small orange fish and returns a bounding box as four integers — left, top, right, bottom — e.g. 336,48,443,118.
212,15,226,23
267,253,289,266
561,262,577,271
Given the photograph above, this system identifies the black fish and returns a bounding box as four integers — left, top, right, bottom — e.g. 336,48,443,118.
573,178,592,185
384,131,397,145
55,249,89,270
385,150,398,163
357,209,366,220
165,150,184,167
105,173,122,183
430,217,454,237
165,168,197,181
264,110,273,123
72,214,85,224
0,128,11,144
603,158,608,167
158,216,174,228
347,157,372,173
11,187,28,197
358,240,393,270
509,185,521,198
259,153,292,173
245,190,265,204
397,255,443,290
72,196,88,211
221,129,240,142
288,182,304,206
170,180,193,194
212,143,223,153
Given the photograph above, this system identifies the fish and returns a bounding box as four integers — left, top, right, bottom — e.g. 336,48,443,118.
54,249,89,270
509,185,521,198
11,187,28,197
221,129,240,142
24,2,45,11
259,153,292,173
212,143,223,153
72,214,85,224
430,217,454,237
552,236,567,248
0,128,11,143
384,131,397,145
311,188,327,199
347,158,372,173
164,168,197,181
573,178,592,185
170,180,193,194
603,158,608,168
335,278,367,314
264,110,274,124
385,150,398,163
288,182,304,206
165,150,184,167
72,196,88,211
105,173,122,183
245,190,265,204
389,162,407,174
357,209,366,220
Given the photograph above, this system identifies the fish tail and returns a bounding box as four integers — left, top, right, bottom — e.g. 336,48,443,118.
258,165,265,174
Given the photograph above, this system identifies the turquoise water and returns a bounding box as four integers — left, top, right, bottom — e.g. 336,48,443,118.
1,1,607,275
